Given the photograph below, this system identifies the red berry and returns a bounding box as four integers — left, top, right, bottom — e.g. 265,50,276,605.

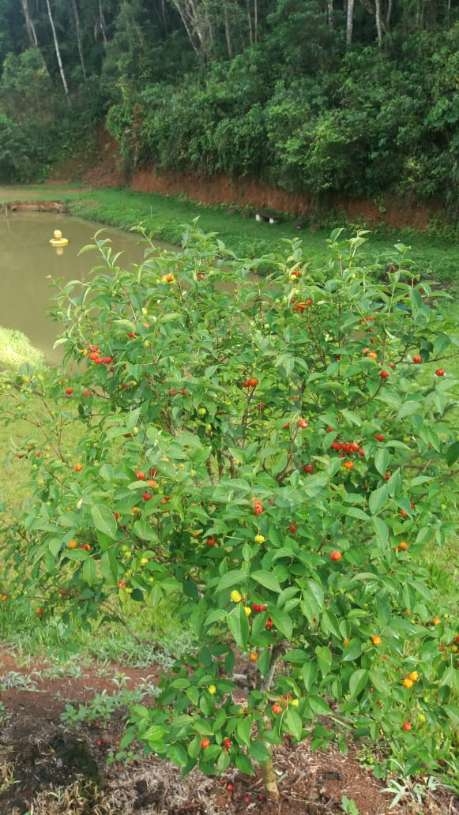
65,387,74,396
200,737,211,749
303,463,314,474
288,522,298,534
222,738,232,750
297,418,308,429
412,355,422,364
142,492,152,501
265,617,274,630
135,471,146,481
435,368,445,377
374,433,385,442
82,388,92,398
379,370,390,380
252,500,264,515
272,703,282,715
402,721,412,732
226,783,234,793
206,536,218,547
242,377,259,389
330,550,342,561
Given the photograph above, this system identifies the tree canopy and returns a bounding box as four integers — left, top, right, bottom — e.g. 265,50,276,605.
0,0,457,208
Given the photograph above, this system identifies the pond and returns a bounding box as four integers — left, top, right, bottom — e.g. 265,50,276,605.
0,212,146,362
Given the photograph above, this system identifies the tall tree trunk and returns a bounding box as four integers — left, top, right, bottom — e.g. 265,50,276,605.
375,0,383,45
99,0,108,45
223,2,233,57
253,0,258,42
246,0,253,44
20,0,38,47
327,0,334,28
386,0,393,28
346,0,354,46
45,0,70,100
71,0,87,80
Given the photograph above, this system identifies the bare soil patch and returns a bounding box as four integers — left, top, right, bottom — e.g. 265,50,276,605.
0,648,457,815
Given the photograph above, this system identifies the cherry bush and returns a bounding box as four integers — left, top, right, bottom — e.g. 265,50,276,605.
1,226,458,791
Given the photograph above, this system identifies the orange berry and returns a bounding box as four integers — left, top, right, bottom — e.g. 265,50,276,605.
371,635,382,646
67,539,78,549
330,550,342,561
402,677,414,688
73,463,83,472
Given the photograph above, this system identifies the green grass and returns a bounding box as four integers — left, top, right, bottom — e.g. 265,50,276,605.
0,184,458,285
0,327,44,370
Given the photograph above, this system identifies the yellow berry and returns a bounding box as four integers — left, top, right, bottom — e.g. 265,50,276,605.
230,590,242,603
254,534,266,544
408,671,419,682
208,684,217,695
243,606,252,617
290,698,300,707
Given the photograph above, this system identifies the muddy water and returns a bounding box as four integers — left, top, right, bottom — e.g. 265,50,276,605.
0,213,146,360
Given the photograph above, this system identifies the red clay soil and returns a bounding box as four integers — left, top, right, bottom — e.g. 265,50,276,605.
63,127,443,230
130,167,440,229
1,647,457,815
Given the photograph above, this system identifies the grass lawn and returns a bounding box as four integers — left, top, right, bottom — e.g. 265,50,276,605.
0,184,458,286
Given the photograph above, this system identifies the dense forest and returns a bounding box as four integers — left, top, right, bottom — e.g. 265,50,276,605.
0,0,457,209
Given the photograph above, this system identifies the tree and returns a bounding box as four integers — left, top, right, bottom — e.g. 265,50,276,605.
20,0,38,47
45,0,69,98
2,228,457,795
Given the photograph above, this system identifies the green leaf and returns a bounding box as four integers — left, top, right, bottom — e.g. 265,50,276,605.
248,740,271,762
235,753,254,774
308,696,331,715
82,557,96,585
236,718,251,747
372,517,389,545
143,724,166,743
250,570,282,593
284,708,303,740
302,662,316,691
306,579,324,610
369,485,389,515
446,441,459,467
90,504,118,540
315,646,332,677
168,744,189,767
348,669,369,699
215,569,247,593
216,749,231,771
374,448,390,477
269,607,293,638
341,640,362,662
227,605,249,649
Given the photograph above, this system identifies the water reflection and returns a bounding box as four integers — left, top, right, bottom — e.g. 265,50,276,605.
0,213,145,360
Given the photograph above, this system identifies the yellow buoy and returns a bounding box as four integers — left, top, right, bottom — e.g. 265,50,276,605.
49,229,69,248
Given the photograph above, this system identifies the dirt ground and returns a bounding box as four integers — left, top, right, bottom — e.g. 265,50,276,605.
0,648,457,815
